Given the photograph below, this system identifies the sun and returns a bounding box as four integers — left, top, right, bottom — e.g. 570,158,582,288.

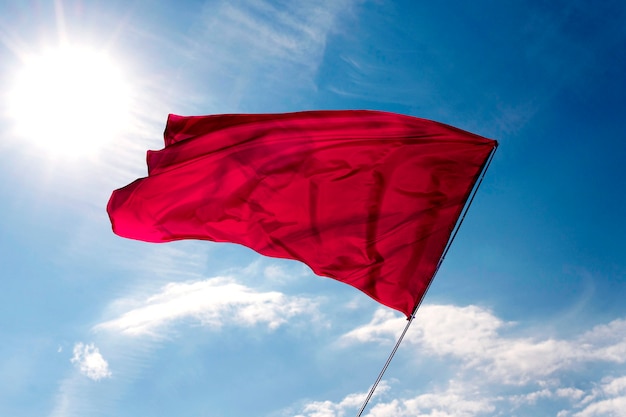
8,45,131,157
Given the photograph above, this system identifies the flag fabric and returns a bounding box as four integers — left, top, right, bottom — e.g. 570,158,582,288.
107,110,497,316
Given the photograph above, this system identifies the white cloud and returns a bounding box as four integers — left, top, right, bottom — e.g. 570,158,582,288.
368,387,495,417
556,387,585,400
573,396,626,417
70,342,111,381
290,371,626,417
578,319,626,362
96,276,318,337
296,378,626,417
600,376,626,397
341,305,626,385
264,264,293,283
298,305,626,416
294,378,620,417
559,376,626,417
292,380,495,417
294,381,391,417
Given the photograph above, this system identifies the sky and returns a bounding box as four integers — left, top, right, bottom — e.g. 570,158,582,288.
1,0,625,416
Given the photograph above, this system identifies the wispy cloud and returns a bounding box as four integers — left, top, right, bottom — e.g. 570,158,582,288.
197,0,351,67
70,342,111,381
96,276,319,337
177,0,356,111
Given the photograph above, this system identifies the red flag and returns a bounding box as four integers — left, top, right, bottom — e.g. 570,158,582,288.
107,110,496,316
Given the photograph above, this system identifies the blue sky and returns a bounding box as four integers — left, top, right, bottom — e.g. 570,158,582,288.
1,1,625,416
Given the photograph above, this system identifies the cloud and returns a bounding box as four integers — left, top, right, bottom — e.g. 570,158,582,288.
341,305,626,385
300,305,626,416
198,0,351,66
563,376,626,417
70,342,111,381
365,386,495,417
293,381,391,417
291,376,626,417
264,264,294,283
179,0,356,111
96,276,318,337
291,380,495,417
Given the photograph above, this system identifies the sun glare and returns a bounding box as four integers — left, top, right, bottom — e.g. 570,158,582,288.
8,45,131,157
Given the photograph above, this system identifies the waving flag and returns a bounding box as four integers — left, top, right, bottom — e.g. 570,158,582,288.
107,110,497,316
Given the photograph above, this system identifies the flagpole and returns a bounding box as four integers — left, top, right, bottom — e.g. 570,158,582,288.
354,307,418,417
354,144,498,417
